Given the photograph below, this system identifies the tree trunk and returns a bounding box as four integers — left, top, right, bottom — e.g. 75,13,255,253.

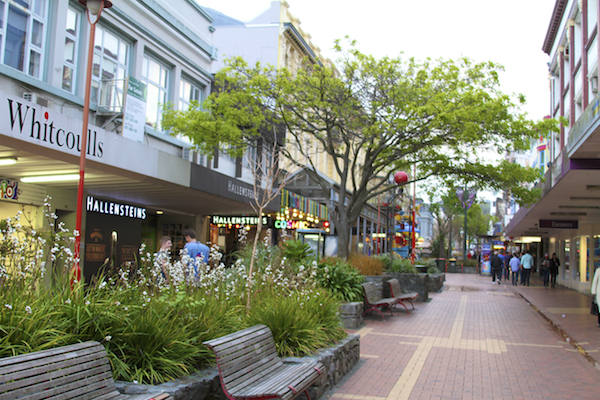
337,217,351,260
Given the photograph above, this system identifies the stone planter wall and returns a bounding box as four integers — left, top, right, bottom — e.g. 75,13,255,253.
364,273,435,302
339,301,363,329
115,334,360,400
427,273,445,293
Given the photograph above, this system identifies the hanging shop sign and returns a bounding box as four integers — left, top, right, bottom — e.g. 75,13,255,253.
539,220,578,229
0,178,18,200
86,196,147,220
1,91,105,160
211,215,269,226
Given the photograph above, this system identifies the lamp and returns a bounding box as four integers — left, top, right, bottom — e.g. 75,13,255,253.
73,0,113,286
21,174,80,183
0,157,17,166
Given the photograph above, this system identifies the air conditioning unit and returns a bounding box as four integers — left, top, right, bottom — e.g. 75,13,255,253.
23,92,51,108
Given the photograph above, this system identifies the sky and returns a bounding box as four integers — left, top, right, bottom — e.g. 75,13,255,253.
198,0,557,119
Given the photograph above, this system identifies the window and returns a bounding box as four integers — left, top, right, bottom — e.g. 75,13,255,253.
92,26,129,112
0,0,46,79
179,78,203,111
62,7,80,92
142,55,170,130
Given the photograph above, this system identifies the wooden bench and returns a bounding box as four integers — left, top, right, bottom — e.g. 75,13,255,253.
0,341,170,400
203,324,324,400
387,278,419,314
361,282,399,321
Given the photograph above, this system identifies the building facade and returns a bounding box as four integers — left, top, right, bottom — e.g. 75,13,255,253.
0,0,278,281
505,0,600,294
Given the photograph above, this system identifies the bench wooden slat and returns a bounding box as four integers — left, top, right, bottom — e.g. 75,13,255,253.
388,279,418,314
0,349,109,386
0,358,111,397
0,342,102,368
204,325,269,349
0,341,169,400
362,282,398,321
203,325,324,400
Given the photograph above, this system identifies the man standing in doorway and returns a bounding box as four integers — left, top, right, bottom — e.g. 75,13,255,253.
521,249,534,286
184,228,210,276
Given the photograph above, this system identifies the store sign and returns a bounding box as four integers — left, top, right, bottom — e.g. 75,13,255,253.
211,215,268,226
122,76,147,142
227,180,255,199
0,179,18,200
274,220,307,230
1,91,105,160
86,196,147,220
539,219,578,229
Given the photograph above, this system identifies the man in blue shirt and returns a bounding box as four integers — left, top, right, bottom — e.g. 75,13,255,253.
184,228,210,276
521,249,534,286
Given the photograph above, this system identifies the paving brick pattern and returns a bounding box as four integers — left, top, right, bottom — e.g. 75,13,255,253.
331,273,600,400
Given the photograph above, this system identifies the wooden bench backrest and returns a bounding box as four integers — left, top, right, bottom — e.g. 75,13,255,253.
362,282,382,304
0,341,118,400
203,324,283,393
388,279,402,297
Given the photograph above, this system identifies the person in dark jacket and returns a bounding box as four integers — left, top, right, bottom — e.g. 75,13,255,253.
549,253,560,289
490,251,503,284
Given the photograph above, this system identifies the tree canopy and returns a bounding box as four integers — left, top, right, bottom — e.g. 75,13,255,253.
162,41,557,259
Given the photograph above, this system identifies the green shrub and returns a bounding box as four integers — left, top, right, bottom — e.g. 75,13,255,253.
427,265,442,274
316,258,365,302
281,239,313,265
388,258,417,274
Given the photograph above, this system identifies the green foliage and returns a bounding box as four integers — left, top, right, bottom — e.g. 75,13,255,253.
316,258,365,302
281,239,313,265
427,266,442,274
0,206,347,384
387,258,418,274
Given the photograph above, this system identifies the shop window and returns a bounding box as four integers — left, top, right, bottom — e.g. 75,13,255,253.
1,0,47,79
595,236,600,275
92,26,129,112
62,7,80,93
563,239,570,280
142,54,170,130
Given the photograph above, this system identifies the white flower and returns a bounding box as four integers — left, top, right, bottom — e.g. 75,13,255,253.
105,335,112,341
65,299,72,304
115,301,121,306
133,380,139,384
85,300,90,306
25,306,32,314
4,304,12,310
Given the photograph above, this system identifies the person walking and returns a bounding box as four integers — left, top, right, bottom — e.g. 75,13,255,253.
184,228,210,276
521,249,534,286
592,266,600,327
549,253,560,288
509,253,521,286
490,251,503,284
541,253,550,288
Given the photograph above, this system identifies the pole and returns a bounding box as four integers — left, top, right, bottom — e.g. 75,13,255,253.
73,16,97,285
463,205,468,262
411,164,416,262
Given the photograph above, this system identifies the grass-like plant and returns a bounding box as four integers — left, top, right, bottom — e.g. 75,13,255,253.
388,258,418,274
0,202,347,384
349,254,384,275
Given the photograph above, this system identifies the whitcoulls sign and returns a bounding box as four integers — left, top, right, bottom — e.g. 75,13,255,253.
1,90,105,160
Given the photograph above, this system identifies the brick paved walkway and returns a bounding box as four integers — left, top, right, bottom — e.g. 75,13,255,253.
331,273,600,400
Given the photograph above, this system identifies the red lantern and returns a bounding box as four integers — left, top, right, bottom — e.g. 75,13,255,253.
394,171,408,184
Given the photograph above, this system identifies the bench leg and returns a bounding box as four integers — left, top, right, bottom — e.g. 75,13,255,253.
396,301,410,314
364,305,387,321
406,299,415,310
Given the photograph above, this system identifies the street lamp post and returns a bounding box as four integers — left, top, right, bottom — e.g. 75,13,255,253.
73,0,113,284
456,187,477,262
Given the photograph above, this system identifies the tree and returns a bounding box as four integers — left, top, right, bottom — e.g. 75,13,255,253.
162,40,557,259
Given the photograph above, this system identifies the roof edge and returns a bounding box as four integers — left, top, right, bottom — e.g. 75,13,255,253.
542,0,569,55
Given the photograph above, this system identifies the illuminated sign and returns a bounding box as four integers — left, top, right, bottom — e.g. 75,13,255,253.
86,196,147,220
211,216,268,226
274,220,307,230
0,179,18,200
